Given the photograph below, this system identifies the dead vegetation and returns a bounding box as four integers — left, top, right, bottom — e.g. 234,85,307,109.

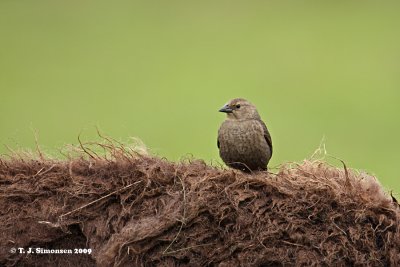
0,141,399,266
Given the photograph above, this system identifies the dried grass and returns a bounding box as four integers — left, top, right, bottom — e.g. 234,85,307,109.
0,141,399,266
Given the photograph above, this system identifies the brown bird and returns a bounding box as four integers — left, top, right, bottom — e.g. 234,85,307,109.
217,98,272,172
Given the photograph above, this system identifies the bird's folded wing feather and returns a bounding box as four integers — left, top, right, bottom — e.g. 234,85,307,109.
257,119,273,155
217,127,221,148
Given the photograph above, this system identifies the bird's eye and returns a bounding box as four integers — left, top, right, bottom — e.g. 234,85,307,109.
236,104,241,109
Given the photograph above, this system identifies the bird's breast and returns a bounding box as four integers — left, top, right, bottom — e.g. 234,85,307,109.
218,120,268,156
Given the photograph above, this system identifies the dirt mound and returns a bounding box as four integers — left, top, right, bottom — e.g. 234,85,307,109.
1,145,399,266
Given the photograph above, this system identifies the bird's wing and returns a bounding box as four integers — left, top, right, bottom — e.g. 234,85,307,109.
217,127,220,148
257,119,273,155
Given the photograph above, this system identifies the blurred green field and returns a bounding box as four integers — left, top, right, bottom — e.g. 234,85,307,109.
0,1,399,194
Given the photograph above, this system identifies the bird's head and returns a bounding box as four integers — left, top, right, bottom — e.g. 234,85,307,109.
219,98,261,120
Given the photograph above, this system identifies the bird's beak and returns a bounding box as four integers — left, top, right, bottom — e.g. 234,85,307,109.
219,104,233,113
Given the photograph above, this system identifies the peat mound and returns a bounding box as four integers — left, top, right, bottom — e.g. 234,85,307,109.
0,147,399,266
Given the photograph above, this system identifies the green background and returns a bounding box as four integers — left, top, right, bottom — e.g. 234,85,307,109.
0,1,399,195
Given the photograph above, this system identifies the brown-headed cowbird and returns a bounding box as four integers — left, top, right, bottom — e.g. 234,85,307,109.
217,98,272,172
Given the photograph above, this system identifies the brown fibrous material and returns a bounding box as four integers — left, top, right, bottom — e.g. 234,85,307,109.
0,143,399,266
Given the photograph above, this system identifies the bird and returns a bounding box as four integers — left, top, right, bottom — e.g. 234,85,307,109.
217,98,272,172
